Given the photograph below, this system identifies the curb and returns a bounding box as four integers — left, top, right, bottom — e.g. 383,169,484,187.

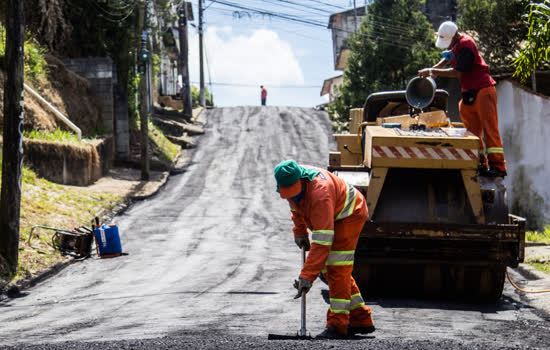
511,263,550,318
129,171,170,201
515,262,550,281
1,259,76,301
525,242,549,247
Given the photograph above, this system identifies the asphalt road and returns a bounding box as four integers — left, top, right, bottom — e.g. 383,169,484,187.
1,106,549,350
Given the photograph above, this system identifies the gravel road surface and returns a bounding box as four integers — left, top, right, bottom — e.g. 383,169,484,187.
1,106,549,349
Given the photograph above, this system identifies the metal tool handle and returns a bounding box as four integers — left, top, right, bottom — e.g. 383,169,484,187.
300,246,307,337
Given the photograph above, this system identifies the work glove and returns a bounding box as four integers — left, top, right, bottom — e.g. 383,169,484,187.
294,236,310,251
293,277,312,299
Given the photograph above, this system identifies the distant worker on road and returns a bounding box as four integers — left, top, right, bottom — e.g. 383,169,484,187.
274,159,375,339
260,85,267,106
418,21,506,178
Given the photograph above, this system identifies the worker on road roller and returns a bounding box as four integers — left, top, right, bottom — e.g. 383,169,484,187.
274,159,375,339
418,21,507,178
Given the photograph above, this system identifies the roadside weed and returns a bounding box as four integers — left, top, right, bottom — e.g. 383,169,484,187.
526,226,550,244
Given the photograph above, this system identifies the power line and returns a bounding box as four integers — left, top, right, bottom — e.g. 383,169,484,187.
209,0,328,28
203,8,331,44
303,0,346,10
82,0,137,22
86,0,137,19
208,0,433,50
251,0,333,14
191,81,322,88
209,5,414,50
203,36,214,99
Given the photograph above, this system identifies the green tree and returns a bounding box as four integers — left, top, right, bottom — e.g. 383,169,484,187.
191,85,214,107
330,0,439,129
513,0,550,81
457,0,531,74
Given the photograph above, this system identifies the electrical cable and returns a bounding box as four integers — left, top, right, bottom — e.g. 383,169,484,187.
209,0,328,28
191,81,321,88
200,9,331,44
506,267,550,293
251,0,333,14
303,0,346,10
203,36,214,100
82,0,136,23
208,0,434,50
210,8,419,50
87,0,136,19
99,0,136,11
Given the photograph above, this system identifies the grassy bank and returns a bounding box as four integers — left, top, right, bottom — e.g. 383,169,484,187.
526,226,550,274
0,157,125,283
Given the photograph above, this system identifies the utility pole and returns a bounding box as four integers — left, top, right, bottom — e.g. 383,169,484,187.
353,0,358,30
0,0,24,274
178,2,193,121
198,0,206,107
138,1,150,181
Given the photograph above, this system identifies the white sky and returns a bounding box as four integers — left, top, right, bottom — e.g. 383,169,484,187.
186,0,359,107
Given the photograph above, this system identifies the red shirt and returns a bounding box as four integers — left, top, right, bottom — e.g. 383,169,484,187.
261,88,267,99
451,34,496,91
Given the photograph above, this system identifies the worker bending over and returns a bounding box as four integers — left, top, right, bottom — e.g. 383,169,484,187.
274,159,375,339
419,21,506,178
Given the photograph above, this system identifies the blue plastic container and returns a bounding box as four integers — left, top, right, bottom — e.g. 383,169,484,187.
94,224,122,257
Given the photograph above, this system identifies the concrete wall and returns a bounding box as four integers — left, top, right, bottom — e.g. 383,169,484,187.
497,80,550,229
160,55,177,96
63,57,114,133
114,84,130,160
63,57,130,161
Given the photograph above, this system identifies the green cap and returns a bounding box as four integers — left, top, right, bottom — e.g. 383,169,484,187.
274,160,302,191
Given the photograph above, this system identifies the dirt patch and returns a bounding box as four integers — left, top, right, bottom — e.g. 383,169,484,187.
0,54,102,135
157,95,183,110
87,167,169,199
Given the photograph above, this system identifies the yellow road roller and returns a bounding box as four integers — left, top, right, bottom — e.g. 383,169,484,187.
328,83,525,301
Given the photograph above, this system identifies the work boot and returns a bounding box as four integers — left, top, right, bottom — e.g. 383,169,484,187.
348,325,376,335
316,327,348,339
486,168,507,178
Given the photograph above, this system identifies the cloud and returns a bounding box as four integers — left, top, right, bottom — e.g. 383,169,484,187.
189,26,304,88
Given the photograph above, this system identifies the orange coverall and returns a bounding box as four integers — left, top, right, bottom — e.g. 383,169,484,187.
287,168,373,334
458,85,506,172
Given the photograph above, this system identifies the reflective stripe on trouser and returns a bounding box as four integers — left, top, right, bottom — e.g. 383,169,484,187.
459,85,506,172
324,204,371,334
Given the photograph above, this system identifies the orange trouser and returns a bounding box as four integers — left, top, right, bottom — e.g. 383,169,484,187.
458,85,506,172
324,205,373,334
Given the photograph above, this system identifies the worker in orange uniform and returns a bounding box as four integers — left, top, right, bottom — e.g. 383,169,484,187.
419,21,506,177
274,159,375,339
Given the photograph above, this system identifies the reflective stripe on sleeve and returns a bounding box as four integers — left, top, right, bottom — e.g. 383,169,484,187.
312,229,334,246
350,292,365,310
336,183,357,221
329,298,350,314
326,250,355,266
487,147,504,154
